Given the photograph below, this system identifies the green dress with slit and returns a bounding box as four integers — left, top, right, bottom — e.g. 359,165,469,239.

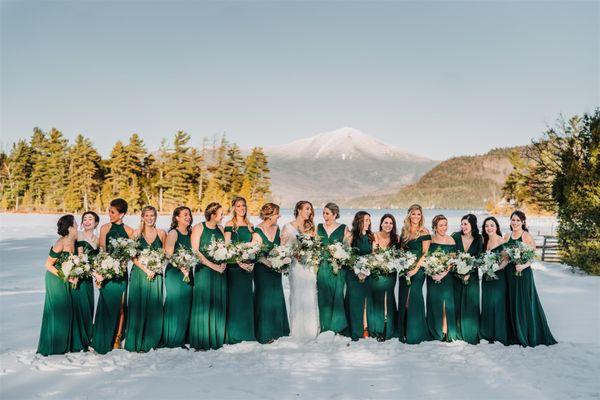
253,227,289,343
505,234,557,347
344,234,373,341
92,223,129,354
367,245,399,340
480,244,509,345
316,224,348,334
451,232,483,344
124,234,164,352
189,223,227,350
71,240,98,352
162,230,193,348
397,234,431,344
225,225,256,344
426,242,458,341
37,247,73,356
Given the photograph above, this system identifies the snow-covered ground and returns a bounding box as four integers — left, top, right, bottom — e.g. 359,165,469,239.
0,212,598,399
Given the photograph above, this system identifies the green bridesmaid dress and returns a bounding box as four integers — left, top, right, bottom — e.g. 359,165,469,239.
124,235,164,352
344,234,372,341
367,250,398,340
426,243,458,342
189,223,227,350
37,247,73,356
92,223,129,354
225,225,256,344
316,223,348,334
479,244,509,345
505,234,557,347
253,227,289,344
397,235,431,344
162,230,193,348
451,232,483,344
71,240,97,352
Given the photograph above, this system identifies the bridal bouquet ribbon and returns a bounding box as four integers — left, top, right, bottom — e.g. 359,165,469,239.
57,253,92,288
168,247,198,283
93,252,125,287
293,233,323,272
137,248,166,280
263,244,293,275
505,241,536,277
423,250,453,283
206,238,238,265
449,252,477,285
477,251,504,281
325,242,355,274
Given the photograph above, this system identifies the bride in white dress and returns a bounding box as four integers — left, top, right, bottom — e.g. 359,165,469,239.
281,201,320,340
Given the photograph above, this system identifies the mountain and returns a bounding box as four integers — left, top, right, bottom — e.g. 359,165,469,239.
347,147,522,209
263,127,438,206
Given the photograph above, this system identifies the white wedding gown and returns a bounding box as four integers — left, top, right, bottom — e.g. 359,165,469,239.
281,223,320,340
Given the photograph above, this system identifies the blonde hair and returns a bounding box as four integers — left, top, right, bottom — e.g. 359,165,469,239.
140,205,157,234
294,200,315,234
259,203,280,221
431,214,447,234
229,196,252,232
401,204,425,241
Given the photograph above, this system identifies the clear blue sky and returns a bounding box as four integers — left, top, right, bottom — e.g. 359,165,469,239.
1,1,598,160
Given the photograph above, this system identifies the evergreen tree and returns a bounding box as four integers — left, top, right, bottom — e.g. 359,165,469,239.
1,140,33,210
64,134,102,212
28,128,49,209
241,147,271,213
43,129,69,211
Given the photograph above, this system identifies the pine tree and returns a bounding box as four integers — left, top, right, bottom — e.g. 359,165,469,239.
123,134,147,211
28,128,49,209
102,141,129,207
1,140,33,210
241,147,271,213
221,143,244,194
43,129,69,211
64,134,103,212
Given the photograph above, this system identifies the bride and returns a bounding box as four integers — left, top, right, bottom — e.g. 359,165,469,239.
281,201,320,340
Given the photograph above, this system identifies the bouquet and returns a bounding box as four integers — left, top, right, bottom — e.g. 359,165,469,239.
292,233,323,272
92,252,125,286
423,250,453,283
449,252,477,285
369,248,399,278
137,248,166,280
57,253,92,288
353,255,372,282
168,247,198,283
505,241,536,277
401,250,420,286
263,244,294,274
325,242,355,274
477,251,504,281
108,237,137,264
235,242,262,264
205,237,238,264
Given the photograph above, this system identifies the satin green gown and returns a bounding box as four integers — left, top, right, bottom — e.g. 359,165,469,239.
189,223,228,350
37,247,73,356
479,244,509,345
344,234,373,341
316,224,348,334
253,227,289,344
505,234,557,347
92,223,129,354
397,234,431,344
367,248,398,340
451,232,482,344
162,230,193,348
225,225,256,344
71,240,97,352
426,242,458,342
124,235,164,352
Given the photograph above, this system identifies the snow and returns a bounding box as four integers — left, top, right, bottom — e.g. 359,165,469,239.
0,213,599,399
265,127,431,161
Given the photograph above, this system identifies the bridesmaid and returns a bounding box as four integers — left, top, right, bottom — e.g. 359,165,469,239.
189,202,228,350
451,214,483,344
397,204,431,344
368,214,400,341
426,215,458,342
316,202,349,334
504,211,557,347
37,215,78,356
344,211,374,341
162,206,194,348
124,206,166,352
224,197,256,344
72,211,99,352
252,203,289,344
480,216,510,345
92,198,134,354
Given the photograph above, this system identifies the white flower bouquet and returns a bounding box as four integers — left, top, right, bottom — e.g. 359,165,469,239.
206,237,238,264
423,250,452,283
93,252,125,286
449,252,477,285
293,233,323,271
477,251,504,281
263,244,293,274
168,247,198,283
505,241,536,277
137,248,166,280
108,237,137,264
325,242,355,274
57,253,92,288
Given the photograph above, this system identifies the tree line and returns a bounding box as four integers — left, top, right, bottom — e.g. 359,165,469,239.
0,128,271,214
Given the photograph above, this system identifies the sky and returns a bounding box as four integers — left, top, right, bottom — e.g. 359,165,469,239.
1,1,598,160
